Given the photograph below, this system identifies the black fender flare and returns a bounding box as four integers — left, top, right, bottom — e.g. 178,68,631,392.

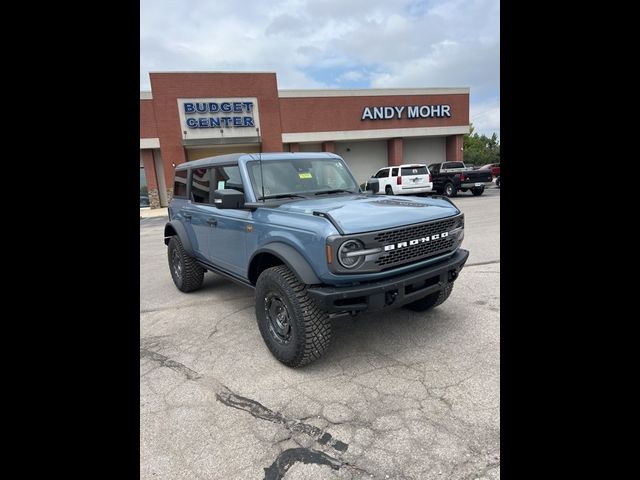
164,220,195,257
250,243,321,285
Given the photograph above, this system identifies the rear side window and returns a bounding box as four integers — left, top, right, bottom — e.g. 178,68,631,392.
191,167,211,204
443,162,464,169
401,166,428,175
173,169,188,198
391,168,399,176
375,169,389,178
428,164,439,173
212,165,243,193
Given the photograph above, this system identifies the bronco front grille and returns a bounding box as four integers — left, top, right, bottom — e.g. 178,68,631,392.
373,216,461,269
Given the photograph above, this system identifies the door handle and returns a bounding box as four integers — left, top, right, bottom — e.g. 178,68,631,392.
207,218,218,227
183,213,192,221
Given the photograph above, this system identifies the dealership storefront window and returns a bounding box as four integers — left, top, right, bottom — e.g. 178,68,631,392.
140,165,149,208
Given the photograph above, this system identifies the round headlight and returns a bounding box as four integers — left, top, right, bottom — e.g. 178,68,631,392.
338,240,365,269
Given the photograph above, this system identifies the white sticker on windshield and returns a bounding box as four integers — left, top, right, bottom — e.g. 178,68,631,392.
218,181,225,189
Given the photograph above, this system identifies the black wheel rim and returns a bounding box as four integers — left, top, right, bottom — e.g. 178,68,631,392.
171,248,183,280
264,292,292,344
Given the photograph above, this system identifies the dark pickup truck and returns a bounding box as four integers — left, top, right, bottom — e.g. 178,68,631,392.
428,161,493,197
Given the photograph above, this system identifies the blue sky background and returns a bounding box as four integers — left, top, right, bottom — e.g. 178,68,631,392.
141,0,499,138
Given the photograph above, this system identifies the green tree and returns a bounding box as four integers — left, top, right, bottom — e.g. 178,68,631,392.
463,124,500,166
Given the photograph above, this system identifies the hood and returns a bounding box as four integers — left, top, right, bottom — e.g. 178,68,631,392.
274,194,460,234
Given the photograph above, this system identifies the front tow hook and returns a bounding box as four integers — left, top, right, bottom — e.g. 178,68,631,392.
385,290,398,306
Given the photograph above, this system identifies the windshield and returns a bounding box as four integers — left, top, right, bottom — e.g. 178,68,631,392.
247,158,359,199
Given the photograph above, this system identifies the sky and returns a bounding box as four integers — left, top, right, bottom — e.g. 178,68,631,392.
140,0,499,139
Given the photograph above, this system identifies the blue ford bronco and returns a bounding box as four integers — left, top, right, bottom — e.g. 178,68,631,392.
165,153,468,367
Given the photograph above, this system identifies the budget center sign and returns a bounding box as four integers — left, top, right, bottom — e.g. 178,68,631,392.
177,97,261,140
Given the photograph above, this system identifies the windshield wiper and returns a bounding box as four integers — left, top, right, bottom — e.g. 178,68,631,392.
261,193,308,200
314,189,356,195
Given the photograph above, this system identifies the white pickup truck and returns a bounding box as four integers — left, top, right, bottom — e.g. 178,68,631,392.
366,164,433,195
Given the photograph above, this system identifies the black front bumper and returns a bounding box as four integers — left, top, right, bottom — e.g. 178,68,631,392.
307,248,469,313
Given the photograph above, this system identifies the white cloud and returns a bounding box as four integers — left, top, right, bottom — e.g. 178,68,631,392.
470,98,500,139
337,70,366,82
370,39,499,99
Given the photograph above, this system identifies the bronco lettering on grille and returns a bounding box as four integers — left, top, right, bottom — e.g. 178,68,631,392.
383,232,449,251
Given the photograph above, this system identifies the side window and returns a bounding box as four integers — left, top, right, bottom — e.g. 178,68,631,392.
191,167,211,204
173,169,188,198
212,165,243,194
375,169,389,178
444,162,464,169
429,164,439,174
391,168,399,177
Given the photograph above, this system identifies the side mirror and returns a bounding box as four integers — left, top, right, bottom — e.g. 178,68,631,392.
365,178,380,193
213,189,245,209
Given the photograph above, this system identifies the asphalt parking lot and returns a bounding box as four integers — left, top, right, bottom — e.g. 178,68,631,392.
140,187,500,479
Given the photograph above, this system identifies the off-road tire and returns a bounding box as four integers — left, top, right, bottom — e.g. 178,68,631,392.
471,186,485,196
255,265,331,367
444,182,457,197
403,282,454,312
385,185,394,195
168,236,205,292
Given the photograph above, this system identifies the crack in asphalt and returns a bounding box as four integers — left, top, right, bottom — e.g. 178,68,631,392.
207,304,254,338
140,296,253,314
263,447,342,480
216,391,349,453
139,348,202,380
140,346,498,479
139,347,359,475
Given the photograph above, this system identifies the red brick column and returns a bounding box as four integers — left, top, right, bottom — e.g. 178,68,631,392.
446,135,464,161
141,150,157,189
141,149,161,208
387,138,403,166
322,141,335,153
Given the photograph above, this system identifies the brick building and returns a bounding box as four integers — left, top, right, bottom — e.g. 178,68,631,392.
140,72,470,208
